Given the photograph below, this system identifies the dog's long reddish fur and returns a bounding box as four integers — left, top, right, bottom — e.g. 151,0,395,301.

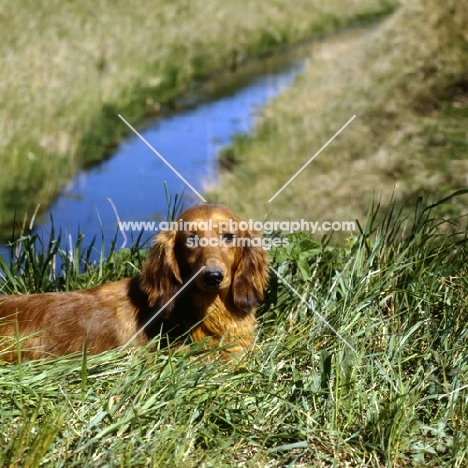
0,205,268,361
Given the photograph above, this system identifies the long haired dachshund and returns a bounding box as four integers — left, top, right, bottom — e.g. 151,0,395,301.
0,204,269,361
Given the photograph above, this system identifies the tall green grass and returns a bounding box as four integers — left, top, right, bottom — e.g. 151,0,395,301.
1,194,466,466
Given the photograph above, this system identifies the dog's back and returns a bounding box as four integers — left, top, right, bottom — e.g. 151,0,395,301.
0,279,143,361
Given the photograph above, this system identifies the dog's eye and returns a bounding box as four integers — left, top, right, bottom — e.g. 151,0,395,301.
222,233,235,243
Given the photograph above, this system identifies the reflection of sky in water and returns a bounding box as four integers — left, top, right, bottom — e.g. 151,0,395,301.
1,60,304,258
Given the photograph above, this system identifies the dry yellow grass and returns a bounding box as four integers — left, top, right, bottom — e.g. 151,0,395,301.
210,0,468,232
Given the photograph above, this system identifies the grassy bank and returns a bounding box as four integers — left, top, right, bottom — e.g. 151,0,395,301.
0,0,398,236
210,0,468,231
0,196,467,466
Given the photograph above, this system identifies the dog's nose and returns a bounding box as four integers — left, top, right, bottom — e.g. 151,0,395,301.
203,267,224,288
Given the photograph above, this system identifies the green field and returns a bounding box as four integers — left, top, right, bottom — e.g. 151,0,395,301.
0,0,396,236
0,196,467,466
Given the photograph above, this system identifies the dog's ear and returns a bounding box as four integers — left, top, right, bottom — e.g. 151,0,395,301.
232,233,269,313
140,230,182,310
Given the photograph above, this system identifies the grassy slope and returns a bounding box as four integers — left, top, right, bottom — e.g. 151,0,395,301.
210,0,468,231
0,198,467,466
0,0,397,234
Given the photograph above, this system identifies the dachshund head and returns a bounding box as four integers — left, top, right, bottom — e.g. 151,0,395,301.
140,204,269,315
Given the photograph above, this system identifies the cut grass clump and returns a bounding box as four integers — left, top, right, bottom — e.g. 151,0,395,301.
0,193,467,466
0,0,399,236
210,0,468,232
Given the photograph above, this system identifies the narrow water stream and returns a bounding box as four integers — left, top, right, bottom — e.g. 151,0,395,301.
1,26,370,257
30,53,307,250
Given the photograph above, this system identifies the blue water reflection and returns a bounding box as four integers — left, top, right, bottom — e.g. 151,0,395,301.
1,57,305,258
